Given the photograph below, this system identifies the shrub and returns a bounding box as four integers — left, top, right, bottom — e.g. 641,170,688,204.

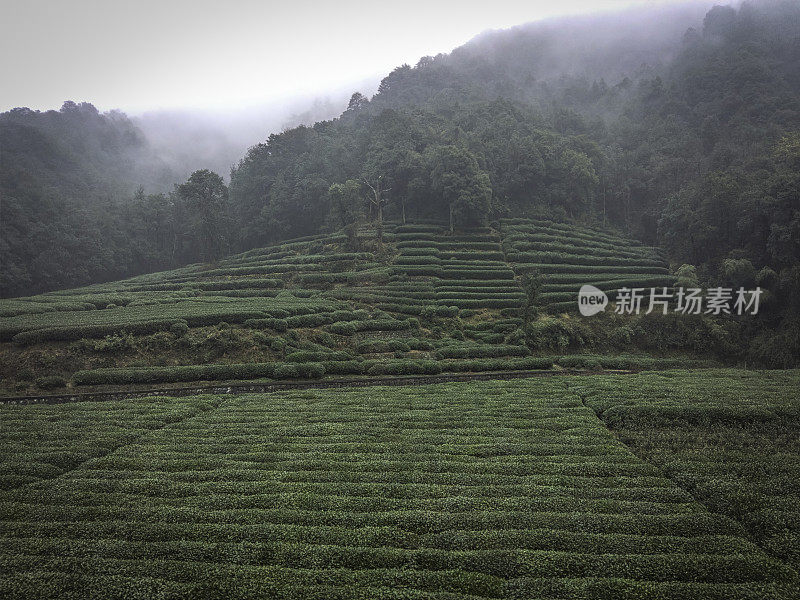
273,362,325,379
285,314,332,328
326,318,419,335
285,350,352,362
170,320,189,337
72,360,328,385
327,322,357,336
557,355,603,370
435,344,529,359
34,375,67,390
356,340,412,354
319,360,364,375
525,317,589,351
440,357,553,372
12,320,176,345
365,360,443,376
244,318,288,332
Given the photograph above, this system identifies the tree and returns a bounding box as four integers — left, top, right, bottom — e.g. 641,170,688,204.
426,145,492,232
521,271,543,325
177,170,229,263
360,176,390,244
675,264,700,288
559,148,598,216
328,180,364,229
347,92,370,112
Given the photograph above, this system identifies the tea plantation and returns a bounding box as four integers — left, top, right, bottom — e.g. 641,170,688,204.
500,218,673,314
2,373,799,599
571,369,800,576
0,220,691,394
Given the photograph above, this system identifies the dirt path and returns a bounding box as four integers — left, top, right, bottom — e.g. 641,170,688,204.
0,368,634,405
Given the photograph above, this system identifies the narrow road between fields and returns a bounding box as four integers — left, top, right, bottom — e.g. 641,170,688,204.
0,368,635,405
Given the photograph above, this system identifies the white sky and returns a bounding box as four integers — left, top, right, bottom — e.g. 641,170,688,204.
1,0,688,114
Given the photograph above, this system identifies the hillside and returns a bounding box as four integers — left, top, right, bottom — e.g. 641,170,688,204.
3,1,799,314
0,219,699,395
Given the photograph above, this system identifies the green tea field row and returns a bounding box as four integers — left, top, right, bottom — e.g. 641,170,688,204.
1,373,799,598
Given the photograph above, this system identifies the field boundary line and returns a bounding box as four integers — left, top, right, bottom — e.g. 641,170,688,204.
3,396,228,492
0,369,636,405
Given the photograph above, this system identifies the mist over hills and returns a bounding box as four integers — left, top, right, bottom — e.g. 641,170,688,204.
1,0,798,333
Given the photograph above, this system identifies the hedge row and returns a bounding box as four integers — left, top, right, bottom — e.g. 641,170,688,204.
435,292,525,300
327,318,420,336
393,224,442,233
441,251,505,261
555,355,704,370
244,318,288,331
435,280,521,289
439,269,514,280
502,219,642,247
505,240,659,259
356,338,435,353
515,263,670,275
285,350,353,362
440,357,553,372
192,279,284,291
540,276,677,292
8,301,349,344
71,354,568,385
71,358,447,384
507,252,665,268
72,361,327,385
11,320,181,345
439,299,522,309
375,304,459,318
435,344,530,359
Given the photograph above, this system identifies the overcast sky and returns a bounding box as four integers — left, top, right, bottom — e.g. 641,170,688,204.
2,0,689,114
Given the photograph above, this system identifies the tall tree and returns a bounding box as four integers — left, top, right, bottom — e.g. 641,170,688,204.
178,170,229,263
426,145,492,232
360,176,390,244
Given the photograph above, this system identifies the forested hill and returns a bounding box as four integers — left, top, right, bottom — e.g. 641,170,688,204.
0,102,180,296
2,0,799,303
230,0,800,269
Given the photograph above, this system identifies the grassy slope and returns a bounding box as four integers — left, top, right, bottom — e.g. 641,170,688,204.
0,220,682,394
2,374,798,599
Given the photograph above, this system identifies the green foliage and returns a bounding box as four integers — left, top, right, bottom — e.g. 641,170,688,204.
33,375,66,390
425,145,493,231
327,179,365,229
169,320,189,337
574,371,800,574
675,264,700,288
720,258,756,289
2,377,798,597
435,344,529,359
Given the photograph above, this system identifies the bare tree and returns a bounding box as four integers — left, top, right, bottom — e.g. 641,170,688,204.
361,176,390,245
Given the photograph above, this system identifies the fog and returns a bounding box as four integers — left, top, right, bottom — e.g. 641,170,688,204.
1,0,731,187
133,79,378,183
127,0,725,185
460,1,721,83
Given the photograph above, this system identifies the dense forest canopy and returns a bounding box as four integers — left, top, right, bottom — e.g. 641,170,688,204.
1,0,798,309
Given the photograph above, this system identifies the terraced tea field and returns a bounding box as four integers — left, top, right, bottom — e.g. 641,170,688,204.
500,218,674,313
1,372,799,599
0,219,695,394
